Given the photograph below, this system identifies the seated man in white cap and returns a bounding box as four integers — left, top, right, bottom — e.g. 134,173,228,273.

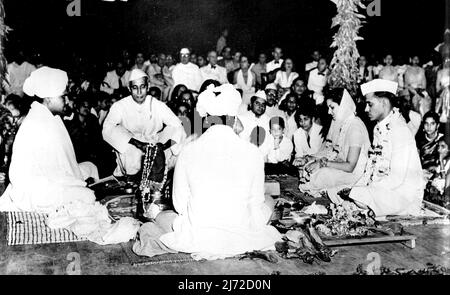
0,66,96,213
132,83,281,260
171,48,203,93
349,79,424,217
102,69,186,176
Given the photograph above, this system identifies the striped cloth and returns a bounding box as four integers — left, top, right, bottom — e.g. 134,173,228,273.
6,211,87,246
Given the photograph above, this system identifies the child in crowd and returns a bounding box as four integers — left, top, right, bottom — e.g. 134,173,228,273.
263,116,296,175
265,116,293,164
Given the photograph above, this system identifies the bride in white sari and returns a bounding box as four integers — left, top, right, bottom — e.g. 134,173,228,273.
298,88,370,204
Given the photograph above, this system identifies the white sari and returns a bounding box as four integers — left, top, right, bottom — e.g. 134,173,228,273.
299,90,370,203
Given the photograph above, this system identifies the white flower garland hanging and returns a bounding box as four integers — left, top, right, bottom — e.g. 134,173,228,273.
328,0,366,96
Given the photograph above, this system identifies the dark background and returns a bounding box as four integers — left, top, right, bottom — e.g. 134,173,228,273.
3,0,448,69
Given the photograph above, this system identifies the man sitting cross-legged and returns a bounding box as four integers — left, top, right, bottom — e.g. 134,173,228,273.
133,84,282,260
0,67,96,213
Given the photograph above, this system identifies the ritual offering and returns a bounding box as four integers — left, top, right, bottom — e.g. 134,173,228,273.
314,201,377,238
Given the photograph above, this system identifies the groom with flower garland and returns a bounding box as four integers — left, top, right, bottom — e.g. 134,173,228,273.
348,79,424,218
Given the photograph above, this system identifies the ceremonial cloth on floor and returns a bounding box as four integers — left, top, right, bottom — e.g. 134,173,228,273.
6,211,87,246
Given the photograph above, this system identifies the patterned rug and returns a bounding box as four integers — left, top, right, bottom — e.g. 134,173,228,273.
120,241,195,266
6,211,86,246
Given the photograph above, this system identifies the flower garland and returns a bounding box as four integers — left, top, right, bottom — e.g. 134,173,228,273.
0,0,10,92
360,108,403,185
328,0,366,97
139,143,168,202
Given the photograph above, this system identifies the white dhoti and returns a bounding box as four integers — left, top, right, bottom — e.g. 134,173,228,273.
350,185,423,217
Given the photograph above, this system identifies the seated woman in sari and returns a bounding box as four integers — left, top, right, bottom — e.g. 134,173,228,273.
416,111,443,171
298,88,371,204
425,135,450,209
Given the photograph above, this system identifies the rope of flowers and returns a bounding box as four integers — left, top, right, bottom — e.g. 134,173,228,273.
328,0,366,97
0,0,11,92
138,143,169,219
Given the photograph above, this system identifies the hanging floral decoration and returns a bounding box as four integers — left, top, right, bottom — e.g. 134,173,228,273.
328,0,366,97
0,0,11,92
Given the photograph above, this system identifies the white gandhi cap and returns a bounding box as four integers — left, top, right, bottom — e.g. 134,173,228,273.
129,69,148,82
361,79,398,96
254,90,267,101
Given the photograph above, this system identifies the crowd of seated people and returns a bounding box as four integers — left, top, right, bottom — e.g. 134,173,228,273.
0,38,449,212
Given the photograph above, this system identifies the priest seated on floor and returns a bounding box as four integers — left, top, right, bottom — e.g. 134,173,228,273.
0,66,97,214
132,83,282,260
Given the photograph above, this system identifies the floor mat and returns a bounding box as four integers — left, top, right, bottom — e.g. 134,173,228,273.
6,211,87,246
120,241,195,266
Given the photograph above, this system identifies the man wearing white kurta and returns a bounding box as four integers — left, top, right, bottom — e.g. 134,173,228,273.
238,91,271,158
171,48,203,92
349,79,424,217
0,67,96,213
102,69,186,176
132,84,281,260
293,122,323,158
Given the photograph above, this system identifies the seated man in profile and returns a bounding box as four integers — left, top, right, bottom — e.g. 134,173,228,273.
133,84,281,260
349,79,425,217
0,67,96,213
